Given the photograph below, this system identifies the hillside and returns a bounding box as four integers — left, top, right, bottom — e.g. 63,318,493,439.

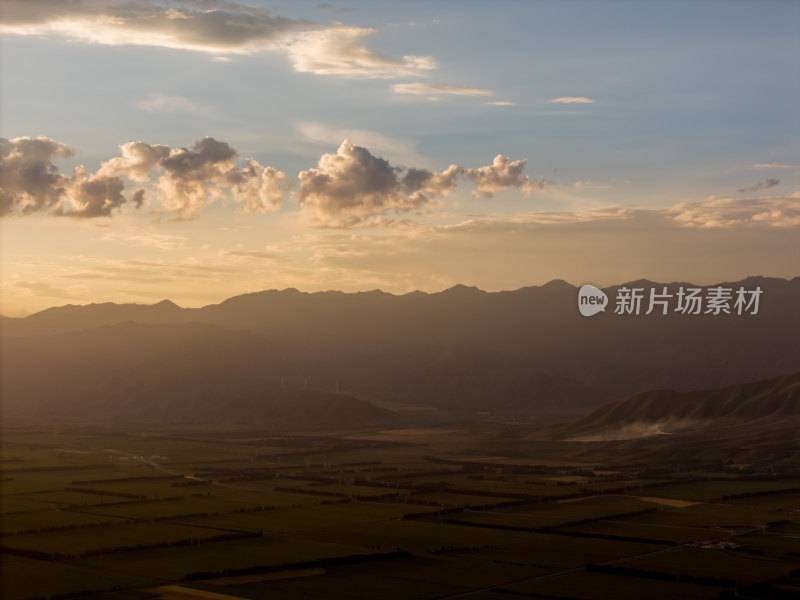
3,276,799,418
0,322,396,428
562,371,800,441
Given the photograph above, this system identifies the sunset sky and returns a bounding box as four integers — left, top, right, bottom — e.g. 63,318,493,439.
1,0,798,316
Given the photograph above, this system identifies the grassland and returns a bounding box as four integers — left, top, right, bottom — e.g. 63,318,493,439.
1,425,798,599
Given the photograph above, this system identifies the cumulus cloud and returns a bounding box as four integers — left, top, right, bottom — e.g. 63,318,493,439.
297,122,422,165
549,97,596,104
401,165,462,204
297,140,457,227
0,136,290,219
738,178,780,193
151,138,290,217
0,137,73,215
282,24,435,77
464,155,549,198
0,137,137,218
98,141,171,182
392,83,493,96
1,1,433,79
231,162,292,214
296,143,550,226
3,135,552,224
54,166,129,218
669,197,800,228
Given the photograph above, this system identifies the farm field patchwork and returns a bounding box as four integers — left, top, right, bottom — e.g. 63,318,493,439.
2,426,798,599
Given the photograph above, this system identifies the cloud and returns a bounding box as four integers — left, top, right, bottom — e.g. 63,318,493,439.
295,203,800,296
1,0,306,54
98,141,171,183
282,24,435,78
4,136,554,224
549,97,596,104
669,197,800,228
753,163,796,169
486,101,515,106
58,258,237,285
101,231,186,250
0,136,73,215
53,165,129,218
223,250,278,260
233,162,293,214
464,155,549,198
154,137,290,217
0,136,138,218
12,280,85,299
297,122,422,164
0,136,291,219
573,181,615,190
738,178,780,193
392,83,493,97
135,94,213,116
103,137,291,217
1,1,431,78
296,143,550,226
401,165,462,203
297,140,457,227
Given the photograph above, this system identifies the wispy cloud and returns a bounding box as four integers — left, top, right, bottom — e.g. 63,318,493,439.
101,231,187,250
738,178,779,193
486,101,515,106
1,1,433,79
670,196,800,228
573,181,615,190
12,279,85,299
0,0,306,54
282,24,435,78
222,249,279,260
135,94,213,116
392,83,493,97
549,97,596,104
753,163,797,169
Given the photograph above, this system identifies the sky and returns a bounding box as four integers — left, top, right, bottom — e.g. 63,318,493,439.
1,0,799,316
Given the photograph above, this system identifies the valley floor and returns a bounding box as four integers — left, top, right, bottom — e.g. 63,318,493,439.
1,425,798,600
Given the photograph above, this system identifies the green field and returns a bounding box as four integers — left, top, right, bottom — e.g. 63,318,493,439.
2,425,798,600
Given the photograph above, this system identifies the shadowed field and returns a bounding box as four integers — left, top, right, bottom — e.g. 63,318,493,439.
1,425,798,600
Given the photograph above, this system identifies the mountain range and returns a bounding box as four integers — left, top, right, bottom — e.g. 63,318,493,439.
2,276,799,425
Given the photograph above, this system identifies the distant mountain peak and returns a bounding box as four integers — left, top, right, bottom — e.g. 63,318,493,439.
540,279,576,291
439,284,485,295
153,299,180,309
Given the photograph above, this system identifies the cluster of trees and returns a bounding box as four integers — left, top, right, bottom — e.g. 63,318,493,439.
184,551,412,581
586,563,736,587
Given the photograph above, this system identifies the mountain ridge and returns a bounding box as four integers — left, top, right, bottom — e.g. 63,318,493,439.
5,276,797,325
560,371,800,442
3,276,799,416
